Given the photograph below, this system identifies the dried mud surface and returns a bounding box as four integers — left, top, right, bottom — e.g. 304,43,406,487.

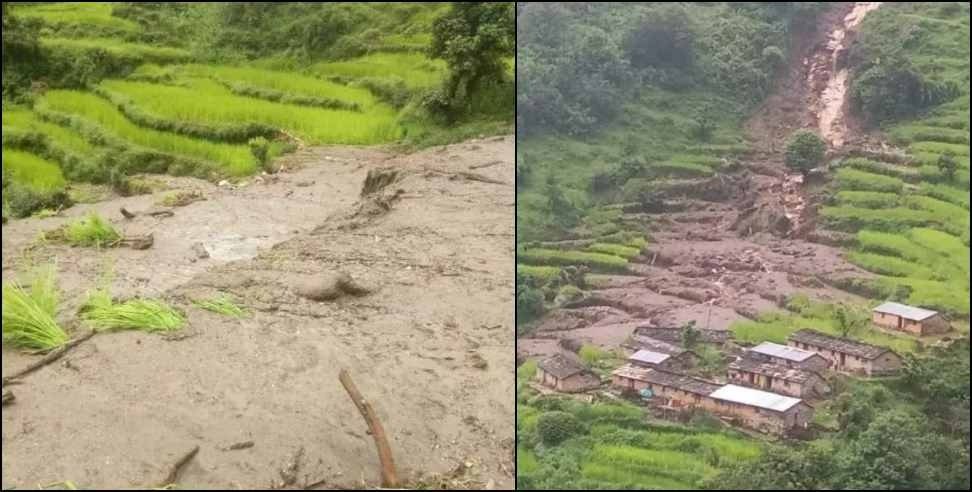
2,136,515,489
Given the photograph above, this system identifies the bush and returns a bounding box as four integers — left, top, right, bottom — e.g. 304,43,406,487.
761,46,785,70
517,285,545,325
852,62,960,125
784,130,826,174
937,151,958,182
248,137,271,172
624,4,695,70
537,411,583,445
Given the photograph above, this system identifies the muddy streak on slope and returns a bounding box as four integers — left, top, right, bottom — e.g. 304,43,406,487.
814,2,883,148
2,136,514,490
519,4,882,361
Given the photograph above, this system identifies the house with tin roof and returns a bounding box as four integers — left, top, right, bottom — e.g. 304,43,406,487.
872,301,949,335
627,348,699,371
728,358,829,398
705,384,813,434
747,341,830,371
788,329,902,376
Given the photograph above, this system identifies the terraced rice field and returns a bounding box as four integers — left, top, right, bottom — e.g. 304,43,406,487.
2,2,463,220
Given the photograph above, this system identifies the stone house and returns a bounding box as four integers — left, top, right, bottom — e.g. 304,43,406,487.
788,329,902,376
632,325,732,345
536,353,601,393
610,365,720,408
627,348,699,371
748,341,830,371
728,358,829,398
872,301,949,335
705,384,813,434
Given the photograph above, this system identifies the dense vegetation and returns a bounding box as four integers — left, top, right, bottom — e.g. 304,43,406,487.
2,2,514,219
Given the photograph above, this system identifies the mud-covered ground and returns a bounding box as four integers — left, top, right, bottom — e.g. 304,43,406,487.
2,136,515,489
518,3,881,361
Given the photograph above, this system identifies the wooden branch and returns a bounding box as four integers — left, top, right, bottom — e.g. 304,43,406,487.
2,330,96,386
339,369,399,488
160,445,199,487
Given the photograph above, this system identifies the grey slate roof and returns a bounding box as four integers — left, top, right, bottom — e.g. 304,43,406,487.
611,365,721,396
729,358,818,384
709,384,803,413
789,329,895,360
538,353,587,379
873,301,938,321
750,342,820,362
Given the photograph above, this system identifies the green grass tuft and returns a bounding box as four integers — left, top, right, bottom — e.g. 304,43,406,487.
80,290,185,332
193,295,246,318
1,267,69,350
64,213,121,247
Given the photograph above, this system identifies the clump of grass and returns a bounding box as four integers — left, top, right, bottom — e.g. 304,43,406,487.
80,290,185,332
157,190,205,207
61,213,121,247
1,267,69,350
193,294,246,318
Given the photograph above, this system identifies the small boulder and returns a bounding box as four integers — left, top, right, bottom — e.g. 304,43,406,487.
294,272,370,301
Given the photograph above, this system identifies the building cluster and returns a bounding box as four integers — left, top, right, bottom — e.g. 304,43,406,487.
534,302,943,435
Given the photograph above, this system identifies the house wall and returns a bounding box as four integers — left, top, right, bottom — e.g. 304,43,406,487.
727,369,815,398
870,352,903,376
873,312,949,335
558,372,600,393
610,376,704,407
788,340,902,376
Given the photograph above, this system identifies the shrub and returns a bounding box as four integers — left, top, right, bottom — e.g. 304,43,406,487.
537,411,583,445
517,285,546,325
518,248,628,272
624,4,695,70
556,284,584,305
761,46,785,70
784,130,826,174
248,137,271,172
937,151,959,182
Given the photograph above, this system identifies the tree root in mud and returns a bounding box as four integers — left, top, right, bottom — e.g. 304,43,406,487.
159,445,200,488
2,330,96,386
339,369,399,488
120,207,175,220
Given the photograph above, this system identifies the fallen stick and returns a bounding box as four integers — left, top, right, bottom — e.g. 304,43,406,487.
2,330,96,386
160,445,199,487
2,390,14,406
339,369,399,488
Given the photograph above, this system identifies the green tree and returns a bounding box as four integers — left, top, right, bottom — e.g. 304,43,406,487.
536,411,583,445
544,175,579,229
429,2,514,118
937,151,958,182
681,320,700,349
784,130,826,174
516,285,545,325
623,4,695,70
833,303,868,338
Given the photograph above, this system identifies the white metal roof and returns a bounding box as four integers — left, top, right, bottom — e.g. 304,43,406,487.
709,384,803,412
873,301,938,321
629,349,670,365
751,342,818,362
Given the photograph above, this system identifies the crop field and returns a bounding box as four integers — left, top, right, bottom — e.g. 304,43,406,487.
516,364,762,490
98,79,401,145
311,53,447,89
40,38,192,63
12,2,139,33
2,149,67,192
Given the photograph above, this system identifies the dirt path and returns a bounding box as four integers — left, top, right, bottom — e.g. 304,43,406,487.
519,4,882,361
2,136,514,489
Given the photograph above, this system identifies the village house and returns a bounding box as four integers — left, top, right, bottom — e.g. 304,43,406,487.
872,301,949,335
788,329,903,376
535,353,601,393
728,358,829,398
632,325,732,345
748,341,830,371
705,384,813,434
611,365,720,408
627,348,699,371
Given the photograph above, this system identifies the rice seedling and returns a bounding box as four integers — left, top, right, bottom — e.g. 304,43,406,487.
61,213,120,247
834,168,905,193
518,248,629,272
37,90,257,176
1,148,67,191
820,206,950,233
847,251,940,280
918,183,970,209
177,64,379,108
2,109,99,158
648,161,715,178
889,124,970,145
516,265,562,284
910,141,970,157
193,295,246,318
40,38,191,64
80,290,185,332
98,79,402,145
1,266,69,350
310,52,447,89
840,158,921,181
835,191,900,208
13,2,139,32
587,243,643,259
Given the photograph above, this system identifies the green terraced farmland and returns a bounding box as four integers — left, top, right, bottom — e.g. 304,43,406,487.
99,79,402,145
40,38,191,64
37,90,257,176
311,52,447,89
2,149,67,191
13,2,139,33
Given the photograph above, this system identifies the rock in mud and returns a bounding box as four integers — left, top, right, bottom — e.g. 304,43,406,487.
294,272,370,301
